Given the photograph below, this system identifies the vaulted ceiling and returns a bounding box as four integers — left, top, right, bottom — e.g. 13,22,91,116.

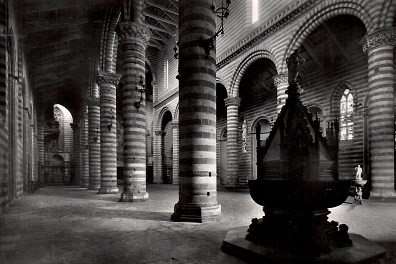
15,0,178,119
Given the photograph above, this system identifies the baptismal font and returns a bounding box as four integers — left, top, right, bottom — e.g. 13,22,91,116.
222,50,386,263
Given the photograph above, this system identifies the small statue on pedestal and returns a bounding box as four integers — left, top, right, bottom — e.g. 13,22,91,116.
355,164,362,180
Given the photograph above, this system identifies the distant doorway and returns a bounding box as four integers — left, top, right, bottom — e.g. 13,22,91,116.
49,155,65,185
251,118,271,180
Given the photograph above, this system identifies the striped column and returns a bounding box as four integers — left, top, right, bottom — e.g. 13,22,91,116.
97,71,121,194
172,122,179,184
225,97,241,188
37,120,45,186
87,97,101,190
80,106,89,188
153,129,163,183
273,73,288,113
116,21,151,202
171,0,221,222
360,28,396,197
70,123,81,185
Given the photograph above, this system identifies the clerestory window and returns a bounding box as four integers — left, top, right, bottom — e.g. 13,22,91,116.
252,0,258,23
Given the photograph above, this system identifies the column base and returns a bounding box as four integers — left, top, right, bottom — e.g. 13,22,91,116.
88,185,100,190
370,191,396,198
171,202,221,223
97,187,119,194
80,183,89,188
119,192,149,202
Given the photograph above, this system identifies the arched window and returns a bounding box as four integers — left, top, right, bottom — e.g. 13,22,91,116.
340,89,354,141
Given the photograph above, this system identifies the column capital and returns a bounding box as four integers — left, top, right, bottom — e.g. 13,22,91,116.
273,73,288,87
96,71,121,86
116,21,151,47
87,96,100,107
224,97,241,107
360,28,396,53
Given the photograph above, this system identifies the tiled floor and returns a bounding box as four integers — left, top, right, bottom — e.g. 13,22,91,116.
0,184,395,264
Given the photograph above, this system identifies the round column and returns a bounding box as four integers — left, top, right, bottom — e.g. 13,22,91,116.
273,73,288,113
37,120,45,187
172,0,221,222
87,97,101,190
360,28,396,197
225,97,241,188
80,106,89,188
70,123,81,185
172,122,179,184
97,71,121,194
117,21,151,202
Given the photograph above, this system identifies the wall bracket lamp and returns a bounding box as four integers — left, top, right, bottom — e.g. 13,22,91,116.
107,108,115,131
203,0,231,56
134,75,146,110
93,126,99,142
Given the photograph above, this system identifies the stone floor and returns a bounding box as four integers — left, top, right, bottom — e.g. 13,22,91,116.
0,184,395,264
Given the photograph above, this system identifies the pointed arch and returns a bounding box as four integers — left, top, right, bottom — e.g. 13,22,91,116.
330,81,357,118
331,81,358,141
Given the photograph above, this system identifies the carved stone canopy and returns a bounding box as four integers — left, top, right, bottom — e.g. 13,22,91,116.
273,73,288,87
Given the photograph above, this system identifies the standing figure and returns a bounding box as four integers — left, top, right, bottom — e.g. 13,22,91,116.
355,164,362,180
286,49,305,84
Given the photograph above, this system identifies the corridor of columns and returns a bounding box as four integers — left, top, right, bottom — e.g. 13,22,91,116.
2,0,396,263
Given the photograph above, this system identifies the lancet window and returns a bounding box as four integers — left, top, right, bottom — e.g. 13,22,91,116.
340,88,354,141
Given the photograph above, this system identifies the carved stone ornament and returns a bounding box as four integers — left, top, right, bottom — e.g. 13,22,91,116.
116,21,151,46
273,73,288,87
96,71,121,86
224,97,241,107
360,28,396,53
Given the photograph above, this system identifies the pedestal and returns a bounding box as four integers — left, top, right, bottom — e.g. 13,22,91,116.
119,192,149,202
171,203,221,223
97,187,119,194
222,226,386,264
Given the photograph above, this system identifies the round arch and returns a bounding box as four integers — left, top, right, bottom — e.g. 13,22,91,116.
281,2,372,72
250,116,272,180
99,2,121,72
229,49,277,98
157,107,173,129
250,115,272,133
378,0,396,28
306,103,326,119
216,76,227,88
